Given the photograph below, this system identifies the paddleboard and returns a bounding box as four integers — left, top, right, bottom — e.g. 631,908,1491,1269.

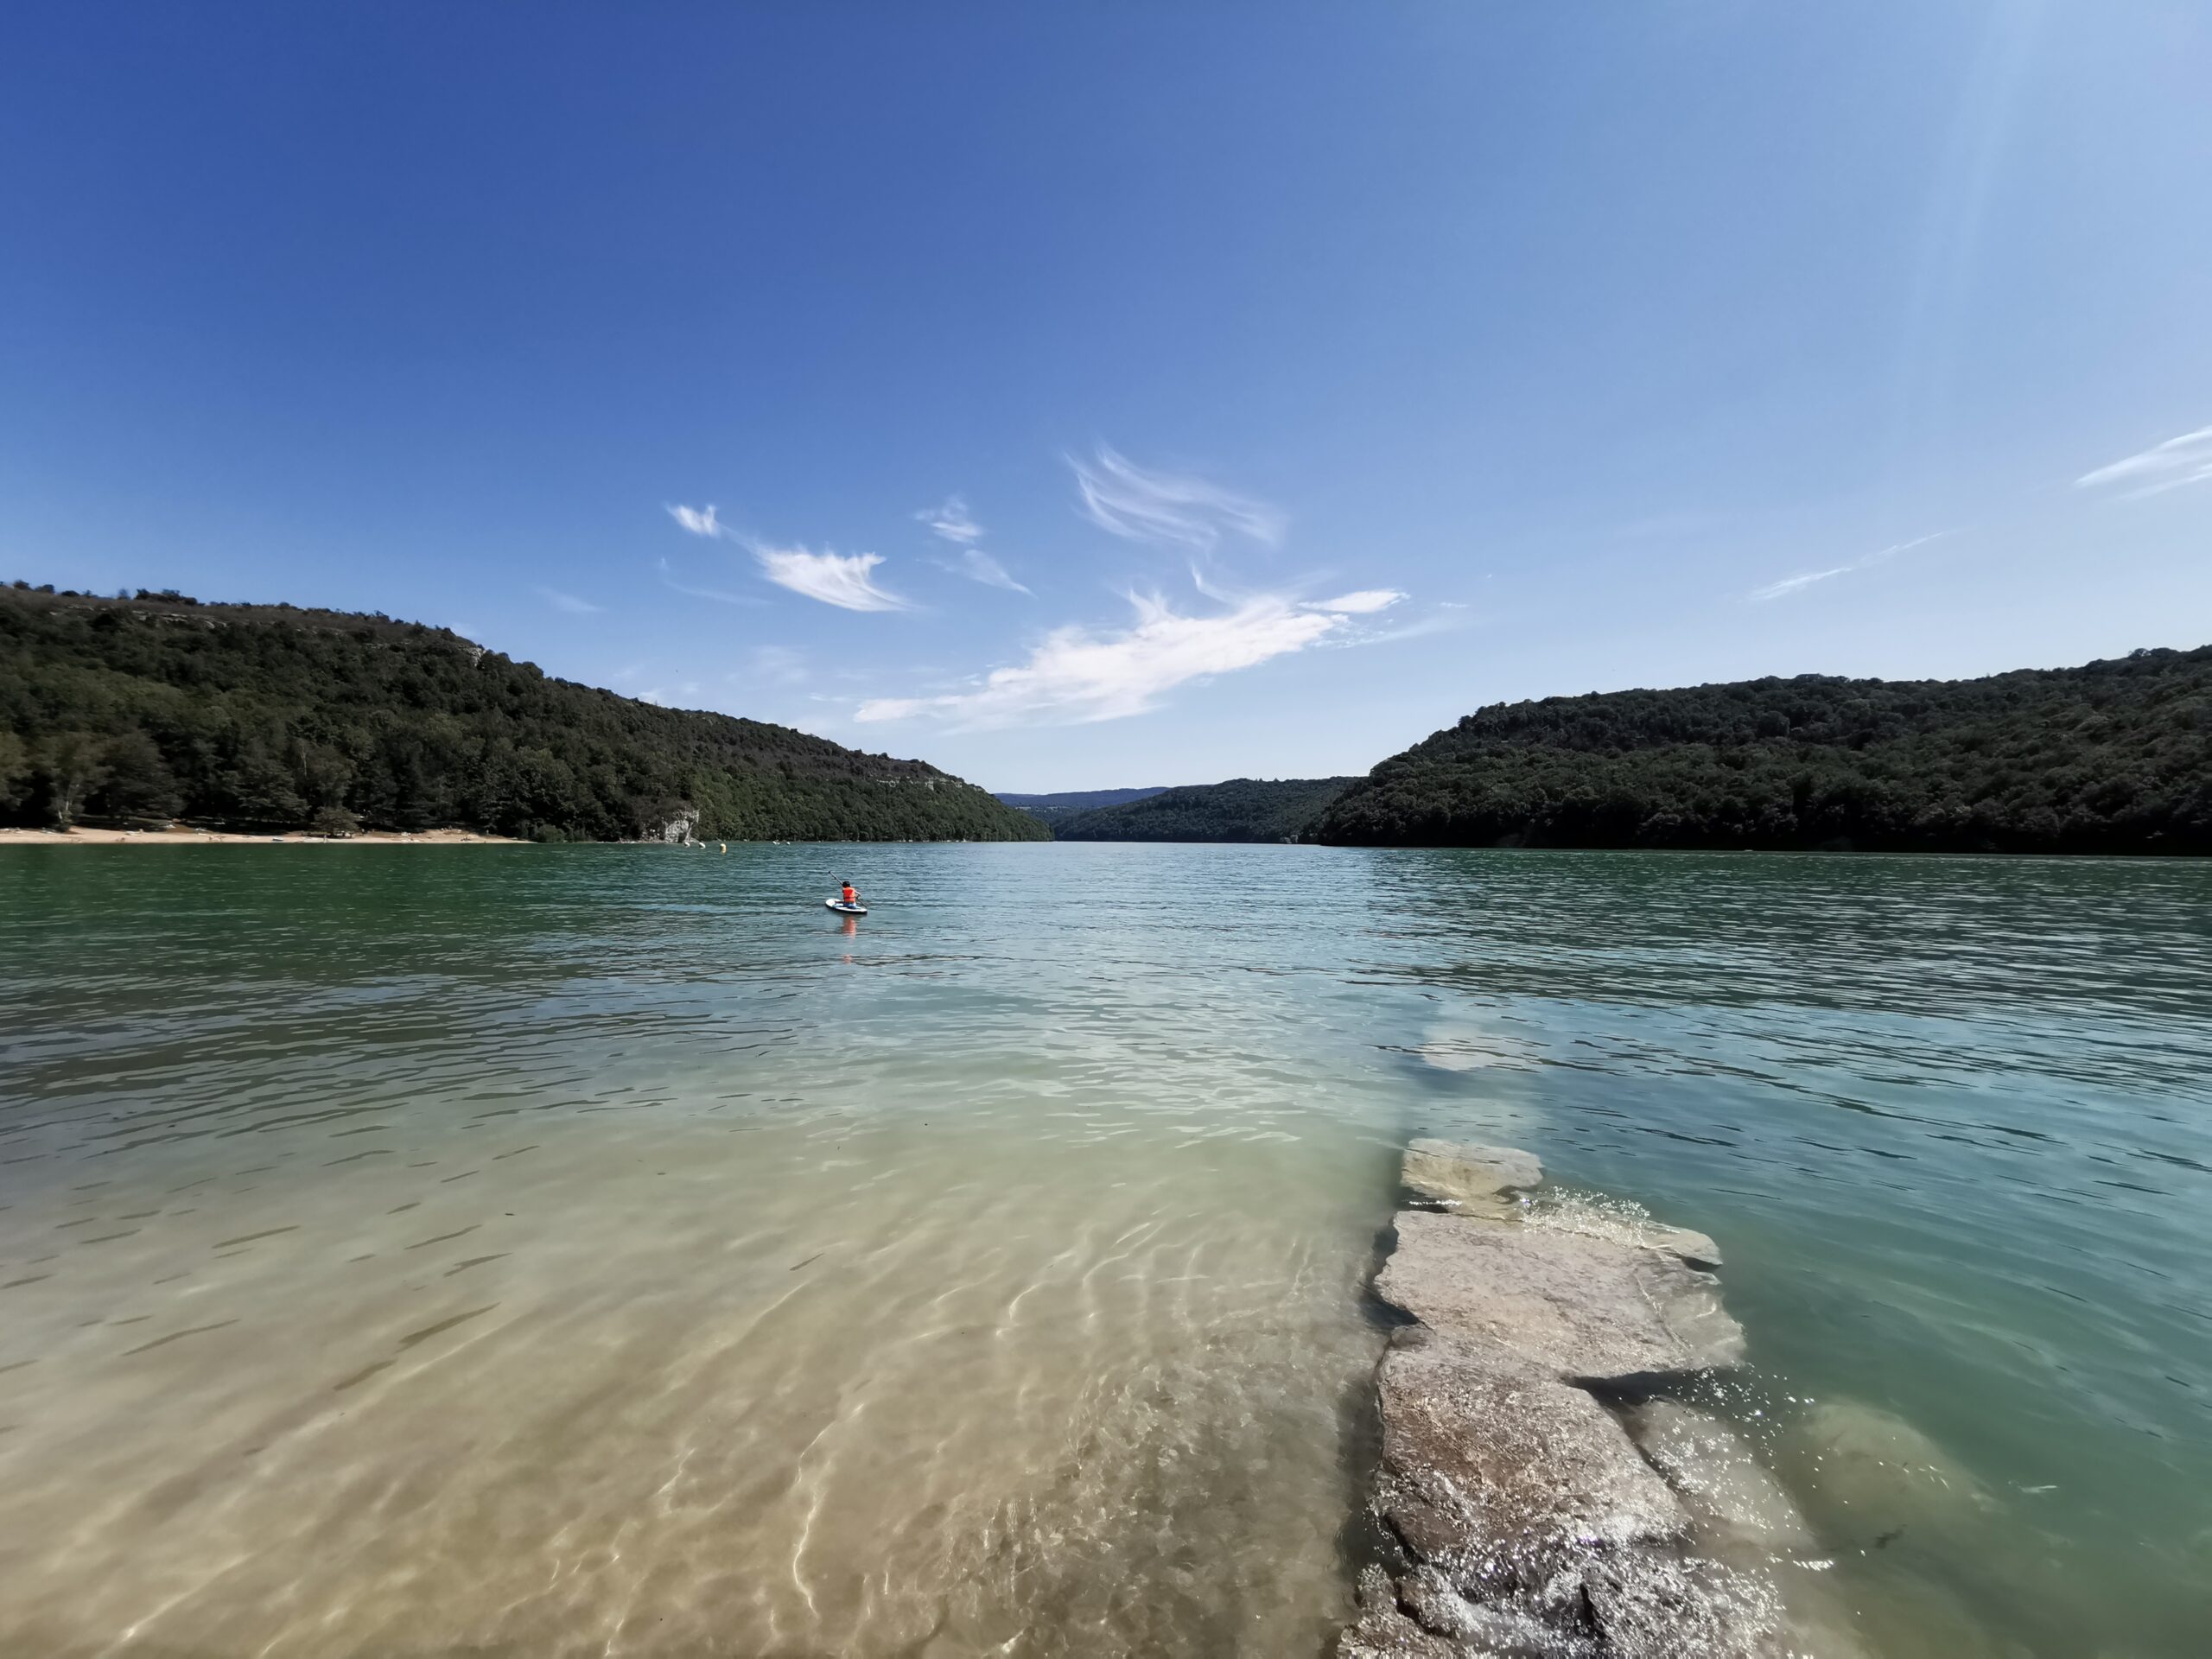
825,899,868,915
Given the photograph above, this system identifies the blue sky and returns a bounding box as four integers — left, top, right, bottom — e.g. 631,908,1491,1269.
3,3,2208,791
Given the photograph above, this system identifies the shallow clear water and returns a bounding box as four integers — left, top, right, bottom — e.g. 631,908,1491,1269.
0,843,2206,1657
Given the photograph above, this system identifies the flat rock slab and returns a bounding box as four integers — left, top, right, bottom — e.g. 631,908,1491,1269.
1379,1211,1745,1382
1403,1140,1543,1218
1336,1567,1466,1659
1376,1325,1689,1600
1525,1208,1724,1270
1621,1400,1818,1556
1400,1566,1597,1656
1337,1567,1467,1659
1580,1548,1786,1659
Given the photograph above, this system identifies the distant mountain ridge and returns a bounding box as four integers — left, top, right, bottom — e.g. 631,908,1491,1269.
0,582,1049,843
1049,777,1357,842
996,786,1169,824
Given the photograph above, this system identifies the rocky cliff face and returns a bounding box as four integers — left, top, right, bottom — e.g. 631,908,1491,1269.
652,808,701,844
1341,1141,1863,1659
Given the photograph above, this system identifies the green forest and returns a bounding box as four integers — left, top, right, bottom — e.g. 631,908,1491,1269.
1047,777,1355,842
0,585,1049,843
1312,648,2211,854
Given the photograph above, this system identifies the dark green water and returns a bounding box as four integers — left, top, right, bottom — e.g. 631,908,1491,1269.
1,844,2206,1656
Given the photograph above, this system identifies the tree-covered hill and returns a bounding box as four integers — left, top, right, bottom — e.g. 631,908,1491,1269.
1311,648,2211,854
1050,777,1356,842
0,583,1050,843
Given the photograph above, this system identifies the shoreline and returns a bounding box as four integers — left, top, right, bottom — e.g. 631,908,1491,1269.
0,825,519,846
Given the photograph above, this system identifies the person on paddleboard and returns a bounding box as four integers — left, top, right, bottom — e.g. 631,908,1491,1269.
840,880,860,907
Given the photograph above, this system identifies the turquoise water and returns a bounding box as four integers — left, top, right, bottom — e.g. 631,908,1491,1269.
1,843,2206,1656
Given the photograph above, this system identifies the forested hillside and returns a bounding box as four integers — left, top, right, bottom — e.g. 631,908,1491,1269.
1312,649,2211,854
0,584,1049,843
1050,777,1355,842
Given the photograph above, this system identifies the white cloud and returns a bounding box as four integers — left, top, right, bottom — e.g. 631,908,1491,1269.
1748,567,1852,602
656,557,764,607
941,547,1032,595
535,585,602,615
916,494,984,545
667,503,724,537
664,499,909,611
1305,588,1405,615
753,543,907,612
1068,446,1286,552
854,590,1344,729
913,493,1030,594
1747,532,1949,603
2075,426,2212,499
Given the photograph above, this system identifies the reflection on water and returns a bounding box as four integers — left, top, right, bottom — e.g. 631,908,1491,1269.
1,843,2208,1656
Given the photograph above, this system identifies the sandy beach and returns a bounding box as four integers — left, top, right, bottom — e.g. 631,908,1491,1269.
0,824,518,846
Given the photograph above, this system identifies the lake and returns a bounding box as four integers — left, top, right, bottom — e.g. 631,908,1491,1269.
1,843,2206,1657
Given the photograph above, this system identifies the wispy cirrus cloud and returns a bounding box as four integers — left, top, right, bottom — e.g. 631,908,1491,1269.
2076,426,2212,499
916,495,985,545
665,501,908,611
1305,588,1405,615
1069,446,1286,552
656,556,764,607
667,503,723,537
917,493,1032,594
855,589,1352,729
535,585,603,615
942,547,1031,595
1748,532,1949,603
1747,566,1853,602
753,543,907,612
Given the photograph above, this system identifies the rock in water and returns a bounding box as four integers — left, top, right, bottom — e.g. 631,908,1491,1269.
1780,1401,1999,1550
1621,1399,1820,1556
1348,1144,1805,1659
1640,1225,1723,1270
1379,1211,1745,1382
1336,1566,1463,1659
1579,1548,1786,1659
1376,1325,1689,1601
1519,1190,1724,1269
1402,1139,1543,1218
1398,1567,1592,1656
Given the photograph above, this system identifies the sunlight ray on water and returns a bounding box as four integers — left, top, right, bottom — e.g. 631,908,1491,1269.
1,842,2207,1656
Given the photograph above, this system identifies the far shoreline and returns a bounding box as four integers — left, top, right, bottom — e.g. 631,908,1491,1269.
0,825,520,847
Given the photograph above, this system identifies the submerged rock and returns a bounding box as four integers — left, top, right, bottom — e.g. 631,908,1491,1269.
1379,1211,1745,1383
1376,1325,1689,1600
1403,1140,1544,1219
1640,1225,1722,1270
1398,1566,1594,1656
1520,1190,1723,1270
1621,1399,1819,1557
1346,1143,1813,1659
1337,1566,1464,1659
1779,1401,1999,1551
1578,1548,1786,1659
